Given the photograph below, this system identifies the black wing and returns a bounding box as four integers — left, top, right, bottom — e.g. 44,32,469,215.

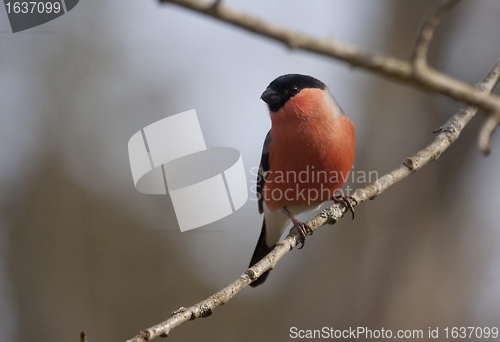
257,130,271,214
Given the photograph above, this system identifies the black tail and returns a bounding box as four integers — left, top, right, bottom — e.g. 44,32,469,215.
249,220,275,287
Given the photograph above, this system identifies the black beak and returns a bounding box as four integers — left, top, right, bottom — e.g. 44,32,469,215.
260,88,281,105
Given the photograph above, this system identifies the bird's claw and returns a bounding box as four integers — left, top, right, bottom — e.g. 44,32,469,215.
282,207,313,249
331,195,357,220
295,221,313,249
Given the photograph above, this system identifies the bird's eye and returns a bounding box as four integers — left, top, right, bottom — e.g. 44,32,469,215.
289,86,299,96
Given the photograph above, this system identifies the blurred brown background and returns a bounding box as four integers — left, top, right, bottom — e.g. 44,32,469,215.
1,0,500,341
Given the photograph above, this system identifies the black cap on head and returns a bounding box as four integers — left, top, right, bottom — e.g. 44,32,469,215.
261,74,326,112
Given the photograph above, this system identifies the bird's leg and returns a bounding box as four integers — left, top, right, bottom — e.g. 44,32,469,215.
282,207,313,249
331,195,357,220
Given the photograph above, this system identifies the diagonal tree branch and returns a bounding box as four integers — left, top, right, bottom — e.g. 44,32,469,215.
160,0,500,115
125,58,500,342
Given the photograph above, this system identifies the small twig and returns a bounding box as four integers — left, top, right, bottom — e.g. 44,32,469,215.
125,58,500,342
412,0,461,72
479,112,500,155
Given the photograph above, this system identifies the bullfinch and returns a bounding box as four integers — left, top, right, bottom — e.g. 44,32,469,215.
249,74,355,287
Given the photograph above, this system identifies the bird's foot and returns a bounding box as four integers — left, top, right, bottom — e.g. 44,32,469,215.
331,195,357,220
282,207,313,249
294,221,313,249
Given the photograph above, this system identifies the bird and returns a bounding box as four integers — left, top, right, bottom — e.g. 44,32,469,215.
249,74,356,287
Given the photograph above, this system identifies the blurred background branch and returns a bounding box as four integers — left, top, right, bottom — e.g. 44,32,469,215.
161,0,500,151
411,0,461,69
